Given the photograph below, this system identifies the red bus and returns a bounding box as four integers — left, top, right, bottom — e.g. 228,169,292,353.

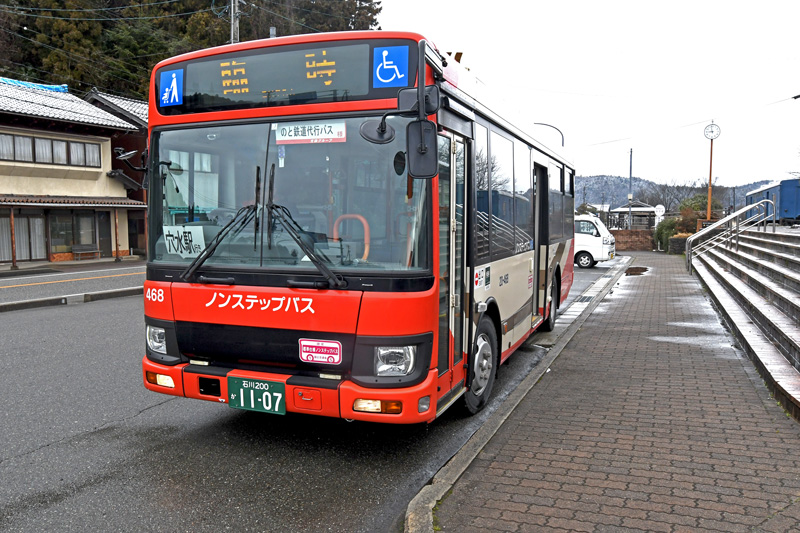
141,31,574,424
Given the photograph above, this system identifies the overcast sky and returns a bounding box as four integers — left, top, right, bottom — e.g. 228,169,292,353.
379,0,800,187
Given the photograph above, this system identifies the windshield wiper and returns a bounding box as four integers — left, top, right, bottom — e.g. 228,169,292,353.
269,203,346,289
179,204,257,282
266,163,275,250
253,165,261,251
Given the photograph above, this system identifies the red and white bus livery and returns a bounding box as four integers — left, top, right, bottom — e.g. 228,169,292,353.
142,31,574,424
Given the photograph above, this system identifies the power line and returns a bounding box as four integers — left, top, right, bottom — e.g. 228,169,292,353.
0,0,180,12
0,5,214,22
249,3,322,33
0,58,134,99
257,0,366,24
16,26,151,76
0,27,143,92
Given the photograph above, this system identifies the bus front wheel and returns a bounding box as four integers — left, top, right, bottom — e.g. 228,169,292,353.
464,317,497,415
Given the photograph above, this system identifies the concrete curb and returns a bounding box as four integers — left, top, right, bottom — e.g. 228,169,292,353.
83,286,144,302
404,256,633,533
0,286,143,313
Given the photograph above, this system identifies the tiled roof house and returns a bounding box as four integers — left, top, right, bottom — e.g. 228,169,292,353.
0,77,147,263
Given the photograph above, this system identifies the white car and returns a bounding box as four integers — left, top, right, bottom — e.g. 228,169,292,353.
574,214,615,268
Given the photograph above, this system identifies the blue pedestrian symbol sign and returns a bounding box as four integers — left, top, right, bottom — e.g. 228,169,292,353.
160,69,183,107
373,46,409,89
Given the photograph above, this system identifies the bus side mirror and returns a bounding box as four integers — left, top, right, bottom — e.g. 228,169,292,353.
397,86,441,116
406,119,438,179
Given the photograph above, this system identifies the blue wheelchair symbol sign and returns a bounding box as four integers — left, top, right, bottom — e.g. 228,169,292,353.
160,69,183,107
373,46,409,89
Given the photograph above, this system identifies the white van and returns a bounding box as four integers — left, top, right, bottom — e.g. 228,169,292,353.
574,214,615,268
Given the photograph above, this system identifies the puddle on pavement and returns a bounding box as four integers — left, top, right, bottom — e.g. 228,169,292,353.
625,266,649,276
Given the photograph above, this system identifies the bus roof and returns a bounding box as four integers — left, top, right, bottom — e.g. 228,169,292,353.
148,30,572,170
151,30,427,71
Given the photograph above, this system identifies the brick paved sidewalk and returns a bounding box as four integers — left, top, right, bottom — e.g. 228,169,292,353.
434,252,800,532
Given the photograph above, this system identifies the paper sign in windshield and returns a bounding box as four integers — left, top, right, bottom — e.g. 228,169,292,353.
163,226,205,258
276,121,346,144
299,339,342,365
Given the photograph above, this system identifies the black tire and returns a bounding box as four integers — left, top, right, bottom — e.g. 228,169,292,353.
463,317,498,415
575,251,594,268
539,278,558,332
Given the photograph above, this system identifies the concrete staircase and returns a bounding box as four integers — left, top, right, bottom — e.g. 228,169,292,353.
692,227,800,419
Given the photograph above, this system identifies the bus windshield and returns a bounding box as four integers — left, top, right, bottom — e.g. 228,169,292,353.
149,116,430,274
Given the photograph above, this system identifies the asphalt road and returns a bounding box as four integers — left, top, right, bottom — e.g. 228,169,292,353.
0,262,145,304
0,258,616,532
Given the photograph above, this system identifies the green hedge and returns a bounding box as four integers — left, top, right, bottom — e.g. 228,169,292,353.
654,218,678,251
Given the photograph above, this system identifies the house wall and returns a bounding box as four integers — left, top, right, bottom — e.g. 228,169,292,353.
0,126,134,261
0,128,126,198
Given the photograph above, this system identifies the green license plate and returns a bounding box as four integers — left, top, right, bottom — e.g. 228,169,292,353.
227,377,286,415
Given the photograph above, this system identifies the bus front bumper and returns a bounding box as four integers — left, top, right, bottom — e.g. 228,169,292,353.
142,357,439,424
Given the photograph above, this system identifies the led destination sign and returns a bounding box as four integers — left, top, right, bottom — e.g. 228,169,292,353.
155,40,416,115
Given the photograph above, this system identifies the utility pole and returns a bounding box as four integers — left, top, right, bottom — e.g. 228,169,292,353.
581,182,587,209
230,0,240,44
628,148,633,230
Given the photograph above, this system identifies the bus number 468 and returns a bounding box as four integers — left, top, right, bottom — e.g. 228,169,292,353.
146,288,165,302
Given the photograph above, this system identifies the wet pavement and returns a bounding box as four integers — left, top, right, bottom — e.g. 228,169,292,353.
422,251,800,532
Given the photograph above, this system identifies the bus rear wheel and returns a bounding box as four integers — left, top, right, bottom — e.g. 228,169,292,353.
464,317,497,415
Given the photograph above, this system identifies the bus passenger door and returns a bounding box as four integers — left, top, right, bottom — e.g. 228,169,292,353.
533,162,548,321
436,134,468,400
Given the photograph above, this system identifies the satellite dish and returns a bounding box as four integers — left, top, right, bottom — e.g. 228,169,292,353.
654,204,665,216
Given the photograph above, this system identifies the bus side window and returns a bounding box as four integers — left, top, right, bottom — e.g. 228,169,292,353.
489,130,514,260
475,123,490,261
513,139,532,253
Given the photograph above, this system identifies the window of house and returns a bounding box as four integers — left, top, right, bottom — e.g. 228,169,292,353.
0,134,13,159
35,138,53,163
85,143,101,167
0,133,100,167
14,136,33,162
49,213,74,253
69,142,85,166
53,140,68,164
73,212,96,245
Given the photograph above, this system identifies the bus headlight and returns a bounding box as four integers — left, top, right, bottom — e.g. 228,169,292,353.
375,346,416,376
146,325,167,354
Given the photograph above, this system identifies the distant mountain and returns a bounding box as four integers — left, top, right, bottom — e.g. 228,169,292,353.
575,175,773,212
574,175,650,209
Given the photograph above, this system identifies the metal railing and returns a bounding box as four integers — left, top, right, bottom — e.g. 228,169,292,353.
686,199,775,274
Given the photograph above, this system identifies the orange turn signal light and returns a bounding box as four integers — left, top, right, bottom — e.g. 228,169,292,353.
146,371,175,388
353,399,402,414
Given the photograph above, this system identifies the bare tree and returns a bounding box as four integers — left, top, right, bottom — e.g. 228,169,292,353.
475,149,507,191
636,178,702,214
